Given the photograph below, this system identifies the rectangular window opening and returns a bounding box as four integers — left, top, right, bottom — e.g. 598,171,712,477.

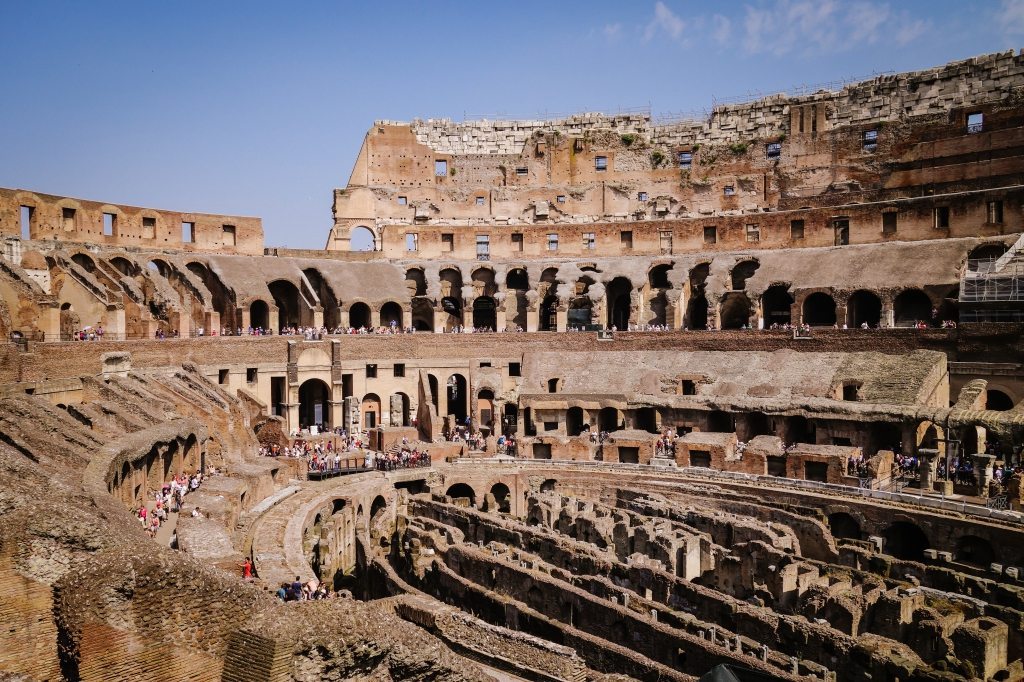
516,166,528,176
967,112,984,134
246,368,258,383
441,233,454,252
434,159,448,176
765,142,781,159
509,362,522,377
595,155,608,171
620,230,633,249
863,129,878,151
659,231,672,253
103,213,116,237
397,196,407,205
681,379,696,395
511,233,523,252
182,221,195,243
745,224,760,243
19,206,33,240
638,191,648,201
833,219,850,246
704,226,717,244
366,364,377,379
406,233,419,252
678,151,692,168
394,363,405,377
476,234,490,260
934,206,950,229
218,369,229,385
556,195,566,204
223,224,236,246
142,216,156,239
547,233,559,251
475,196,485,206
987,200,1004,225
62,207,76,231
583,232,596,250
882,212,897,235
790,219,805,240
723,185,735,196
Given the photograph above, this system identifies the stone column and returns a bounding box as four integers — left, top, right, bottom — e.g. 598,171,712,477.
311,307,324,329
370,308,381,328
918,448,939,492
881,300,895,328
462,298,475,329
555,300,568,332
972,453,995,498
433,307,446,333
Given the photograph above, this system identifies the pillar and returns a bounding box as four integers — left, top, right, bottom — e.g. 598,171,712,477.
495,307,506,332
918,448,939,492
463,297,475,329
555,305,567,333
433,307,446,333
526,306,539,332
881,301,895,328
403,309,412,330
312,308,324,328
972,453,995,498
370,308,381,328
338,309,349,329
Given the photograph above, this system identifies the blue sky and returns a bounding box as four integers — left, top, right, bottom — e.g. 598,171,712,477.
1,0,1021,248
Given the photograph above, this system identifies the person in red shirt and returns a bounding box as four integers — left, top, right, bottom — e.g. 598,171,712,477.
242,558,253,581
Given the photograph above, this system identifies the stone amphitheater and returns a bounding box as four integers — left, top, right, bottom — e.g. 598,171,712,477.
2,51,1024,682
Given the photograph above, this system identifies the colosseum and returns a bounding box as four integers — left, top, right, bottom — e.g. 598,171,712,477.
2,50,1024,682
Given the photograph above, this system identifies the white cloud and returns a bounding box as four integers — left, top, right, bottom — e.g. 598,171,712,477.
603,22,622,41
1001,0,1024,35
711,14,732,44
643,1,686,43
844,1,889,44
894,16,930,46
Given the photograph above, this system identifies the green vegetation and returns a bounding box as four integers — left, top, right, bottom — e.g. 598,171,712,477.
650,150,666,167
620,133,637,146
729,141,749,156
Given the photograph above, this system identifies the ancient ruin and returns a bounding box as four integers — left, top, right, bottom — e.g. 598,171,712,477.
1,51,1024,681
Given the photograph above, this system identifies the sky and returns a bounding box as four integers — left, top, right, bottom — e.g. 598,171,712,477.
1,0,1022,249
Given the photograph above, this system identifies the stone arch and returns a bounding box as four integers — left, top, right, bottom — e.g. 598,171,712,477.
761,284,793,327
506,268,529,290
477,388,495,430
598,407,622,433
411,298,434,331
489,482,511,513
268,279,303,329
405,267,427,297
360,393,382,429
607,276,632,330
893,289,932,327
471,266,497,297
955,535,995,567
967,242,1008,269
108,256,137,277
446,374,468,422
299,379,331,431
349,302,371,329
472,297,497,330
986,389,1014,411
540,479,557,493
566,406,586,437
504,268,529,330
446,483,476,507
439,267,464,331
303,267,339,329
349,225,376,251
730,259,760,291
827,512,861,540
249,299,270,330
686,263,710,330
802,292,836,326
379,301,403,328
189,260,238,329
882,521,929,561
71,252,96,272
847,290,882,328
720,293,752,329
392,392,411,427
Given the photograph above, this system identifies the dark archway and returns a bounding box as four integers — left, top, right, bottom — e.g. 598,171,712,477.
505,268,529,331
405,268,427,296
303,268,339,329
298,379,331,431
447,374,468,423
440,268,464,331
370,495,387,519
986,390,1014,411
761,285,793,327
567,297,592,329
566,407,586,437
686,263,710,330
730,260,760,291
828,512,861,540
269,280,304,328
636,407,659,433
883,521,929,561
967,242,1008,270
380,301,403,328
847,290,882,328
489,483,511,513
349,302,371,329
786,416,814,444
472,297,497,330
539,294,558,331
190,261,238,329
540,479,557,493
249,300,270,330
446,483,476,507
598,407,621,433
720,293,752,329
607,277,632,330
893,289,932,327
411,298,434,331
707,410,733,432
361,393,381,429
955,535,995,567
506,268,529,290
802,292,837,326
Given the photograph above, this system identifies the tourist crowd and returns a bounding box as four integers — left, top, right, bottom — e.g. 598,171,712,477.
137,471,204,538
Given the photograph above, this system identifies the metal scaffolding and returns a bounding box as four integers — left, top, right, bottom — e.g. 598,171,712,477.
960,235,1024,321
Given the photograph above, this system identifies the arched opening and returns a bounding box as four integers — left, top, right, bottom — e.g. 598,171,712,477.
986,389,1014,411
505,268,529,330
405,268,427,297
893,289,933,328
539,294,558,332
428,375,439,410
719,293,752,329
472,297,497,330
955,535,995,567
471,267,497,297
370,495,387,520
598,407,621,433
566,407,586,436
686,263,710,330
649,264,672,289
411,298,434,331
303,268,339,329
298,379,331,431
446,483,476,507
349,302,371,329
190,261,238,329
108,256,136,277
730,260,760,291
567,296,592,329
828,512,861,540
882,521,929,561
392,392,411,427
540,479,557,493
477,389,494,431
249,300,270,330
440,268,464,331
761,284,793,327
636,407,659,433
71,253,96,272
967,242,1008,271
917,420,942,450
489,483,511,513
607,277,632,330
647,264,673,327
847,290,882,328
350,225,376,251
360,393,381,429
446,374,468,423
707,410,733,432
802,292,837,327
380,301,403,329
269,280,303,329
506,268,529,290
